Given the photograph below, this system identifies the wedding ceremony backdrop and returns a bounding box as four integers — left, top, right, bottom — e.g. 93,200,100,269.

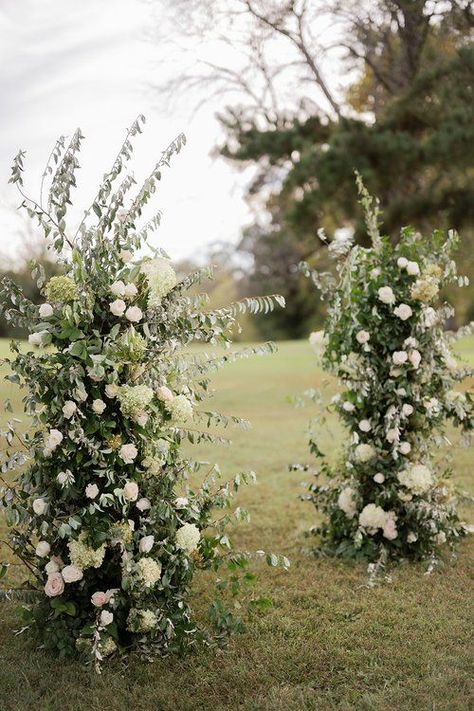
0,1,473,710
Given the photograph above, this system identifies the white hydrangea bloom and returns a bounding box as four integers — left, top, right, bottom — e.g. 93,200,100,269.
142,258,178,307
136,557,162,587
166,394,193,423
397,464,434,495
337,487,357,519
175,522,200,553
354,443,376,463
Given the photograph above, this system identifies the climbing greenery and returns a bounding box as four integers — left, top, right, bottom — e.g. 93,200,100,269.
0,116,287,671
302,179,473,569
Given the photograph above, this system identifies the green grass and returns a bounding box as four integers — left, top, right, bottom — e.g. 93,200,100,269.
0,338,473,711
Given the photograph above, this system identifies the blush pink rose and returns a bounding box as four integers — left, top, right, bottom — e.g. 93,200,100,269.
91,591,108,607
44,572,65,597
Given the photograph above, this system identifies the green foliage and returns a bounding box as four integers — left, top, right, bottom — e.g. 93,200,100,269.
0,119,285,670
303,184,473,565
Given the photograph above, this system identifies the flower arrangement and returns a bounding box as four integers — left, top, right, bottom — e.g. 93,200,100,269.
0,117,287,670
301,177,473,565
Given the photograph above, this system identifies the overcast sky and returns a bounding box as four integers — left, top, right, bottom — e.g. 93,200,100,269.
0,0,255,264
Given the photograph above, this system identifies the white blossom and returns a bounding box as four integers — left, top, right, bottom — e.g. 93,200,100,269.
62,400,77,419
85,483,99,499
110,280,126,297
139,535,154,554
92,399,106,414
39,303,54,318
110,299,126,317
378,286,396,305
392,351,408,365
123,481,139,501
35,541,51,557
394,303,413,321
125,305,143,322
406,261,420,276
119,443,138,464
356,330,370,344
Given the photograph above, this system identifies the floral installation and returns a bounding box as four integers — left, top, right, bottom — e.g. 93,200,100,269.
0,117,287,671
299,176,473,567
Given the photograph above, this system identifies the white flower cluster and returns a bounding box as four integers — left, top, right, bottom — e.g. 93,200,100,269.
141,258,178,308
397,464,434,495
117,384,154,420
68,536,107,570
358,504,397,540
175,522,200,553
136,557,162,588
165,394,193,423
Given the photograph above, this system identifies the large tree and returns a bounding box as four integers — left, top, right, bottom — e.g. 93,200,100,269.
155,0,474,334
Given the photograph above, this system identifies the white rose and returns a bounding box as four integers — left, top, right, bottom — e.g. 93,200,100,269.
407,532,418,543
139,535,155,554
110,299,126,317
28,332,44,347
119,249,133,263
33,498,48,515
373,473,385,484
399,441,411,454
35,541,51,558
394,304,413,321
62,564,83,583
402,404,414,417
358,420,371,432
92,399,106,414
119,443,138,464
45,559,60,574
48,429,63,447
105,383,119,398
175,497,189,508
337,487,357,519
135,412,149,427
62,400,77,419
124,283,138,299
356,330,370,344
342,401,355,412
409,350,421,369
403,337,418,348
85,483,99,499
392,351,408,365
110,280,126,297
378,286,396,305
136,497,151,512
370,268,381,278
386,428,399,443
100,610,114,626
397,257,408,269
125,306,143,323
406,261,420,276
39,303,54,318
156,386,174,402
123,480,139,501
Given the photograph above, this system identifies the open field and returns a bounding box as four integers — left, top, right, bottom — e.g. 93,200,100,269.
0,338,473,711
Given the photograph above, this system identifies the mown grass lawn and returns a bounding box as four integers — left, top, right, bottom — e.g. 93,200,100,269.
0,337,472,711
